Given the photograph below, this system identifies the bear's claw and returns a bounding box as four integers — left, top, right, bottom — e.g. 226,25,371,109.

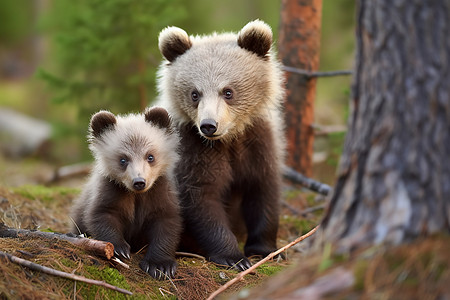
139,259,177,280
113,241,131,260
209,254,252,271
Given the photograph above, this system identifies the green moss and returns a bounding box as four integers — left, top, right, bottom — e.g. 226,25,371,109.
12,185,79,203
78,265,132,299
59,258,77,269
256,264,284,276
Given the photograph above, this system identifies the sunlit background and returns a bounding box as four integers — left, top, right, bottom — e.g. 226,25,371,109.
0,0,354,185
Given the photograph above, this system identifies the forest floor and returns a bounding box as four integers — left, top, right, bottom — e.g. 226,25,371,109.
0,154,449,299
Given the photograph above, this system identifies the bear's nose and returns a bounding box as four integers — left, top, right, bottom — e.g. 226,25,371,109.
132,177,146,191
200,119,217,137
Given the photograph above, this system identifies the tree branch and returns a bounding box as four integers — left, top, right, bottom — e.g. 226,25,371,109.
0,251,132,295
283,166,333,196
206,225,319,300
0,223,114,260
282,65,353,78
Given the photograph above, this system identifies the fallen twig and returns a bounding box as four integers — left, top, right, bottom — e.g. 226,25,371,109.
49,162,92,183
0,223,114,260
176,251,206,261
283,166,332,196
206,225,319,300
0,250,132,295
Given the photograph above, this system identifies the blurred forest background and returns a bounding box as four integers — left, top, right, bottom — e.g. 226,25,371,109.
0,0,354,183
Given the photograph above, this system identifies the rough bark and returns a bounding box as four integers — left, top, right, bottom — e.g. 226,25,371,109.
278,0,322,176
320,0,450,251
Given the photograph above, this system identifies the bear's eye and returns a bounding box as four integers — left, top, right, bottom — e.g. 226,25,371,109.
119,158,128,166
147,155,155,163
223,89,233,100
191,90,200,102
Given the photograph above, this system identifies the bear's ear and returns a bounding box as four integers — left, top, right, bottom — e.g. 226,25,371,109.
237,20,272,58
90,110,116,138
144,107,171,129
158,26,192,62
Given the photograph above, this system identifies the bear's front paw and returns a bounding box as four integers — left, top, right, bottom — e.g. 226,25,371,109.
139,259,177,280
209,254,252,271
113,241,131,260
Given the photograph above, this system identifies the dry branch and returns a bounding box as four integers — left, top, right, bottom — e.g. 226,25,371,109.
282,65,353,78
49,162,92,182
0,223,114,260
283,166,332,196
176,251,207,261
0,250,132,295
207,225,319,300
281,201,326,217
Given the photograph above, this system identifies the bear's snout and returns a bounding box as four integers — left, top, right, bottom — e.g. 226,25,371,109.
132,177,146,191
200,119,217,137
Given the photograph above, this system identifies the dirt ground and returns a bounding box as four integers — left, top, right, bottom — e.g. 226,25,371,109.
1,155,449,299
0,155,321,299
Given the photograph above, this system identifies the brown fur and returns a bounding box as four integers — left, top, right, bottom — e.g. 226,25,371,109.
156,20,285,271
71,108,181,279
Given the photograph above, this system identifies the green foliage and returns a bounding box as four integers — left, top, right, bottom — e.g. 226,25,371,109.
0,0,32,46
39,0,186,117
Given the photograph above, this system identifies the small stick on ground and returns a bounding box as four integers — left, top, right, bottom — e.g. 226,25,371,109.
0,223,114,260
207,225,319,300
175,251,206,261
0,251,132,295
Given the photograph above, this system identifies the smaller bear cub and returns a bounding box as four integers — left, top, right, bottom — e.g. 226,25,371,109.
71,107,181,279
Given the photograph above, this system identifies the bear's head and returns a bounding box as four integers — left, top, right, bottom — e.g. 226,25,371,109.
88,107,179,193
157,20,284,142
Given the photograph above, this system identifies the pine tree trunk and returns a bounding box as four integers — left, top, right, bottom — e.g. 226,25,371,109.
320,0,450,251
278,0,322,176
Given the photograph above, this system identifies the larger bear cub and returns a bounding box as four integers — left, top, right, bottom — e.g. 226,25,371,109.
157,20,285,270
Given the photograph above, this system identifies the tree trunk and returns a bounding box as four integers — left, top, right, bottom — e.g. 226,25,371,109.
278,0,322,177
320,0,450,251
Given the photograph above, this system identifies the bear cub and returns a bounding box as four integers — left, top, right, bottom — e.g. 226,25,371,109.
71,107,181,279
157,20,285,270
